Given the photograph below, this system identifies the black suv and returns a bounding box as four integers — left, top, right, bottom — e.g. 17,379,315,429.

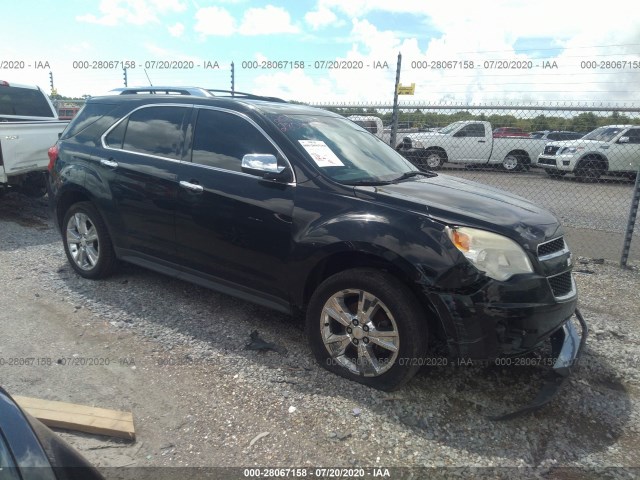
47,94,585,391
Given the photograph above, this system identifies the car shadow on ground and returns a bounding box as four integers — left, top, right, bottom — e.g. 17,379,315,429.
0,193,58,251
55,260,633,468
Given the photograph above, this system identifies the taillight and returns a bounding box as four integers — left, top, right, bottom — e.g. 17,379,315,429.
47,144,59,171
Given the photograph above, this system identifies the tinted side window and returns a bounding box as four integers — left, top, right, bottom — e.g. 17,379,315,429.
625,128,640,144
0,86,53,117
191,109,278,173
105,118,127,148
121,106,188,159
458,124,485,137
0,432,20,480
547,133,560,141
61,103,120,140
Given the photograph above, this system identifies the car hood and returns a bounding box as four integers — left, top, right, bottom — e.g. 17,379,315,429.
403,131,443,140
356,174,562,248
544,139,607,149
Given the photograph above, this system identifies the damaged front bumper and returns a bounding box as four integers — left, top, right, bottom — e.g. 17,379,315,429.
488,309,588,420
551,309,587,377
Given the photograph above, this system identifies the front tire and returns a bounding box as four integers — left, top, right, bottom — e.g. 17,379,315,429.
503,154,523,172
575,157,605,182
306,268,428,390
62,202,117,279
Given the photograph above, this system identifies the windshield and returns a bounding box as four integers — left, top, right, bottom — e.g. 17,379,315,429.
582,126,626,142
438,121,464,135
269,113,417,184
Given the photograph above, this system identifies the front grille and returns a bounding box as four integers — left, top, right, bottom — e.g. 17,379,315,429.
544,145,560,155
548,271,574,298
538,157,557,166
538,237,565,258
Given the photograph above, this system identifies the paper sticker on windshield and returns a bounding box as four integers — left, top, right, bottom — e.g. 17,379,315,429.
298,140,344,167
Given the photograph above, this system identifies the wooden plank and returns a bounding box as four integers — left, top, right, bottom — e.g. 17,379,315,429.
14,395,135,440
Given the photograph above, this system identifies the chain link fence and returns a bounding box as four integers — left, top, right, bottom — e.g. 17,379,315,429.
312,102,640,264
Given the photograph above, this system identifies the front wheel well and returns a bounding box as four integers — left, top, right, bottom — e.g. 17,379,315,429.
505,149,531,165
577,154,608,171
302,251,442,336
424,147,448,162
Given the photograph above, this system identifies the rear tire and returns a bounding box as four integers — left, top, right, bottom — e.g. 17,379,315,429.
306,268,428,391
62,202,117,279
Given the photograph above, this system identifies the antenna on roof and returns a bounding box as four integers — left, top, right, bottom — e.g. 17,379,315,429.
144,69,153,86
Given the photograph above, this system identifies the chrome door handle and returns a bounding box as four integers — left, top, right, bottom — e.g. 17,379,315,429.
179,181,204,193
100,159,118,168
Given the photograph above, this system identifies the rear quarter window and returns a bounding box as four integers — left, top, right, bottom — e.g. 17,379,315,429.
60,103,121,143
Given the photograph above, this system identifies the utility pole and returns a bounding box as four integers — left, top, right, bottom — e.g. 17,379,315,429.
230,62,235,96
390,53,402,149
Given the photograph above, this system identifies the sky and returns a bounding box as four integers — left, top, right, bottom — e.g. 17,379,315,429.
1,0,639,105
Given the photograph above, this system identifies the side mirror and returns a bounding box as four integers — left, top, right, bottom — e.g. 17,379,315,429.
241,154,291,182
618,136,630,144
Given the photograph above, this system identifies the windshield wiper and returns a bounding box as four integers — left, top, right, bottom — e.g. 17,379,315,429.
391,170,435,182
345,179,395,186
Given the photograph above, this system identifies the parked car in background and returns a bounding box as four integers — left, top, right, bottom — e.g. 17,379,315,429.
0,80,68,196
0,386,104,479
492,127,529,138
48,93,585,392
529,130,584,141
348,115,383,136
347,115,420,146
397,120,551,171
57,105,81,120
536,124,640,181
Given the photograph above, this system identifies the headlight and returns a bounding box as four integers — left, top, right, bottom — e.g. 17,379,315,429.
446,226,533,281
560,146,583,155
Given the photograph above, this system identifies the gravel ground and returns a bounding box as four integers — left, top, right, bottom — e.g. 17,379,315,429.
0,192,639,480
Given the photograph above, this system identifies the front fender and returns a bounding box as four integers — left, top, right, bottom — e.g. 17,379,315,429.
288,198,483,307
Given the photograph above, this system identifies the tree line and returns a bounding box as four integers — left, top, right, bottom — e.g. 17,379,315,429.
325,107,640,133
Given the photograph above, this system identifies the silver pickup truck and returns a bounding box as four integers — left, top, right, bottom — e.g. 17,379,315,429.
1,80,68,196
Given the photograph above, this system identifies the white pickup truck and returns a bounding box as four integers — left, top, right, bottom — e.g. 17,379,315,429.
0,80,68,196
349,117,548,171
535,124,640,181
347,115,422,147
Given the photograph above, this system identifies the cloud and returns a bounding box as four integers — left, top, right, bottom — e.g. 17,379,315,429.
168,22,184,37
194,4,298,36
194,6,236,36
76,0,187,26
238,5,299,35
304,7,338,30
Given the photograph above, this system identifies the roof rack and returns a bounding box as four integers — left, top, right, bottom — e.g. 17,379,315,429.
207,89,287,103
